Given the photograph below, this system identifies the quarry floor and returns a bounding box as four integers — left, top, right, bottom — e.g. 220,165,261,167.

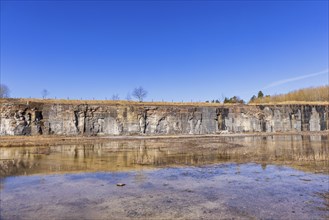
0,131,328,147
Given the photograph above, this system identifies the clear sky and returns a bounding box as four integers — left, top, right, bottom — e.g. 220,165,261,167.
1,0,328,102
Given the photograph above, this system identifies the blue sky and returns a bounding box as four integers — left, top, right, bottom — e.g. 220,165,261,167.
1,0,328,101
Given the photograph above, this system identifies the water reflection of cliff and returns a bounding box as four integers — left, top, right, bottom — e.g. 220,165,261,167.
1,135,328,177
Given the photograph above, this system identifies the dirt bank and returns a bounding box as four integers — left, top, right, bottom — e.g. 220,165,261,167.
0,131,327,147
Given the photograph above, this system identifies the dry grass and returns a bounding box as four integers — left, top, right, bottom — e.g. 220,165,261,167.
0,98,242,107
1,98,327,106
250,86,329,105
1,86,329,106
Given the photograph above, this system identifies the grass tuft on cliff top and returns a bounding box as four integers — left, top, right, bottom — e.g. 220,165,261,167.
249,85,329,105
0,98,236,106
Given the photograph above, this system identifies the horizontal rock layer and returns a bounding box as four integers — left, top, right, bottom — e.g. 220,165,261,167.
0,101,328,136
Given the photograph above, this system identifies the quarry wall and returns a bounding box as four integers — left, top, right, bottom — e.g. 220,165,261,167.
0,100,328,136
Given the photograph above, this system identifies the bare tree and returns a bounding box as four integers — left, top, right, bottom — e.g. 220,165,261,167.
0,84,10,98
126,92,132,101
111,93,120,100
132,86,148,102
42,89,49,99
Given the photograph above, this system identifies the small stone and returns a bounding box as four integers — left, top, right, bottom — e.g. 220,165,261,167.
117,183,126,187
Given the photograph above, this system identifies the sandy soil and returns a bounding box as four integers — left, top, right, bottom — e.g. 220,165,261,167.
0,131,328,147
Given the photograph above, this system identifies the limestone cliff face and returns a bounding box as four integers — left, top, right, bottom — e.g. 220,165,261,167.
0,101,328,136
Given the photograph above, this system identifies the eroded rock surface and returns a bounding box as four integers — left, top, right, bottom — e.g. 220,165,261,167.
0,101,328,136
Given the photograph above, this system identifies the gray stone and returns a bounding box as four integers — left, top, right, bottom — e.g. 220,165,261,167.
0,101,328,136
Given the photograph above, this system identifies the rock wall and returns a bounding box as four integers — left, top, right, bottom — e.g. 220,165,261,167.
0,101,328,136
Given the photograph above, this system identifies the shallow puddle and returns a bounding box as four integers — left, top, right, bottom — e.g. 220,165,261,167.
1,135,328,219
